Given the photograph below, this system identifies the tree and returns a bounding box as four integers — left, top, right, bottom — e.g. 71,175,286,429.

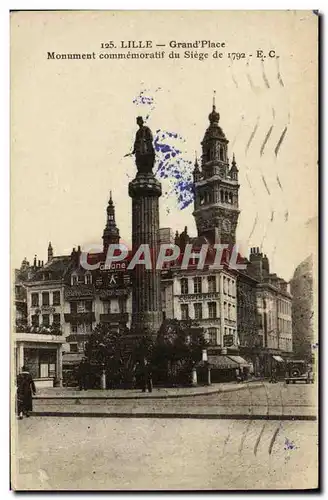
152,319,207,386
84,323,126,388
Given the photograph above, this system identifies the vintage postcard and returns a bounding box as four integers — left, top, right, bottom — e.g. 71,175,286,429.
11,10,318,491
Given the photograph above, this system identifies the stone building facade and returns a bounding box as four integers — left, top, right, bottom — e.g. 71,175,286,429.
162,263,238,348
290,255,314,361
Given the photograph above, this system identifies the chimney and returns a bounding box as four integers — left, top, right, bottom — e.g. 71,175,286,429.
262,254,270,274
33,255,37,267
249,246,263,281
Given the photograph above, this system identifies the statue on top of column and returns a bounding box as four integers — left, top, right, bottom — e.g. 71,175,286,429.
131,116,155,174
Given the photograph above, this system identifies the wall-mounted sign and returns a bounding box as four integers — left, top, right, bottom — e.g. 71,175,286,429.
99,288,129,299
64,286,94,300
179,293,219,302
35,306,56,314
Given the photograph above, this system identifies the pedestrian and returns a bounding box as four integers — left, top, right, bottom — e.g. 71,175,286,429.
269,367,277,383
77,358,89,390
16,365,36,419
142,359,153,393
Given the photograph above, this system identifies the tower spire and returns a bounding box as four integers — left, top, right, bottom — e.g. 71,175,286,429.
213,90,216,109
102,192,120,253
47,241,53,262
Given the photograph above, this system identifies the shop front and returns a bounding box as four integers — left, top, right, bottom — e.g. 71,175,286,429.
14,331,65,388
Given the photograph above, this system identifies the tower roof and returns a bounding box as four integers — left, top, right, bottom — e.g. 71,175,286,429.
230,153,239,171
208,104,220,124
202,99,227,143
103,191,120,248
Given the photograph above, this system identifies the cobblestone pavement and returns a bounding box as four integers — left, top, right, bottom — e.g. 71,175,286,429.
13,417,318,490
35,380,261,398
32,382,318,418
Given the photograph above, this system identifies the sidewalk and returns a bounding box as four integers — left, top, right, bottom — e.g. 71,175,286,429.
35,380,264,400
30,380,317,420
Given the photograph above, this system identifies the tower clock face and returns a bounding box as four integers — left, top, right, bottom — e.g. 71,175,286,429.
222,219,231,232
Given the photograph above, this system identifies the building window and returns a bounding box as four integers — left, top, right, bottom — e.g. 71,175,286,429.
208,276,216,293
103,301,111,314
53,291,60,306
193,277,202,294
180,278,189,295
42,292,49,306
71,275,78,286
71,324,78,333
70,343,78,353
84,300,92,312
31,293,39,307
79,322,92,334
85,273,92,285
53,313,60,325
223,276,228,294
31,314,39,327
208,302,217,319
208,327,217,345
70,302,78,314
119,298,126,313
181,304,189,320
228,303,231,320
224,301,227,319
194,303,203,320
42,314,50,327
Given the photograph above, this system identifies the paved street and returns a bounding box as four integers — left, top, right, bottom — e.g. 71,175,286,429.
13,417,318,490
12,382,318,490
32,382,318,418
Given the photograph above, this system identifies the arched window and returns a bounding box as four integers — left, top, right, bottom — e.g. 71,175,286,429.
225,192,229,203
220,190,224,202
228,192,233,204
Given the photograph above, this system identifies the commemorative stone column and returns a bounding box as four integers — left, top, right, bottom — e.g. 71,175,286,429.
128,116,162,336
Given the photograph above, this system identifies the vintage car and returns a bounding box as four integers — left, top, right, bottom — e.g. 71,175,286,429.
285,360,314,384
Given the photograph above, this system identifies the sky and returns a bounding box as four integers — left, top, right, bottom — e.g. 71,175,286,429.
11,10,318,281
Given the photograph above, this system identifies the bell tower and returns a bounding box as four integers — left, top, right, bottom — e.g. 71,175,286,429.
102,191,120,254
193,96,240,245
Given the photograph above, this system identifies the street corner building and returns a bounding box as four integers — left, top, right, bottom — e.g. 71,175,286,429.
13,99,310,388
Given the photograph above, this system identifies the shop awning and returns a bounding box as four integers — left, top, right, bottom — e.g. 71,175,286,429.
207,355,239,370
227,355,250,367
272,355,284,362
62,353,84,365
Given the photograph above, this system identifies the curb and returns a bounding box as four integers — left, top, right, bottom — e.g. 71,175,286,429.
30,411,317,421
35,382,264,401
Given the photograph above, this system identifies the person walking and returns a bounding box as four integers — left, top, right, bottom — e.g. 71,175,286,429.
16,365,36,419
77,358,89,390
141,359,153,393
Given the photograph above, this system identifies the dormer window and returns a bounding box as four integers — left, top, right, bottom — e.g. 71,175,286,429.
85,273,92,285
71,275,78,286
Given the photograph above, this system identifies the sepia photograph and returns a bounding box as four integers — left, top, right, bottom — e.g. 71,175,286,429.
10,10,318,491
